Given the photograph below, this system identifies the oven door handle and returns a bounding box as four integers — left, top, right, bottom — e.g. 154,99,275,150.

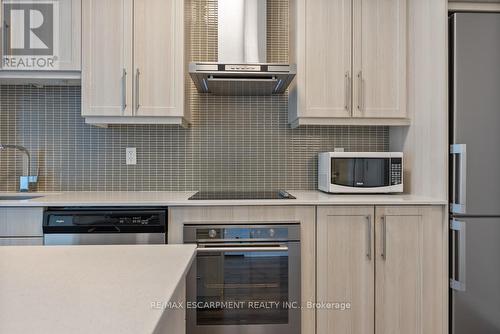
196,245,289,253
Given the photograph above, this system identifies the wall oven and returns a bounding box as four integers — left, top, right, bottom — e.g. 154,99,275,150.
184,224,300,334
318,152,403,193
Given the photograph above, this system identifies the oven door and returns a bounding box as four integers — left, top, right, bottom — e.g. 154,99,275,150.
187,242,301,334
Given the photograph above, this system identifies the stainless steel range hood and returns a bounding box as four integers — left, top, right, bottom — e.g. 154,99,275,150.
189,0,296,96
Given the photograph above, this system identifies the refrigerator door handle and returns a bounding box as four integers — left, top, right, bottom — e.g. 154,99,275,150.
450,144,467,214
450,219,466,291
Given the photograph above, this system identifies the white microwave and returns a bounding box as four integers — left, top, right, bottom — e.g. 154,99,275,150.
318,152,403,193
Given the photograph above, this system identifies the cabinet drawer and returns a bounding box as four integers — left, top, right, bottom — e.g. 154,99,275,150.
0,237,44,246
0,208,44,237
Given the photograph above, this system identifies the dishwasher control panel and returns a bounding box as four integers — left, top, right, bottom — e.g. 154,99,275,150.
43,208,167,233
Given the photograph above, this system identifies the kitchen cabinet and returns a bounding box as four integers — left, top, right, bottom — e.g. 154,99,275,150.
289,0,409,127
448,1,500,12
374,206,446,334
293,0,352,119
316,206,374,334
0,207,44,246
353,0,407,119
0,0,81,83
0,237,43,246
81,0,188,126
316,205,446,334
81,0,132,119
0,207,43,237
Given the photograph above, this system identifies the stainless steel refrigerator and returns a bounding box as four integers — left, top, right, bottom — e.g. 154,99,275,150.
449,12,500,334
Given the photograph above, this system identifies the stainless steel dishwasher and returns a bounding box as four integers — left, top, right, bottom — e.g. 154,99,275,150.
43,208,167,245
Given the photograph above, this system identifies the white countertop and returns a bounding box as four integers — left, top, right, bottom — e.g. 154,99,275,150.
0,190,447,206
0,190,447,207
0,245,196,334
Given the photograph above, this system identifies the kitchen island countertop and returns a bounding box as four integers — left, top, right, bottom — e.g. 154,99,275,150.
0,244,196,334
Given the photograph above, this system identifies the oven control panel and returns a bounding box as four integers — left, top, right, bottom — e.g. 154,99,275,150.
184,224,301,243
197,227,288,240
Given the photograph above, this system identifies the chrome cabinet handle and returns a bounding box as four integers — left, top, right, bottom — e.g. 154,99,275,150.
357,71,363,111
197,246,288,253
356,71,365,112
121,69,127,112
450,144,467,214
366,215,372,260
345,72,351,113
381,216,387,260
135,68,141,113
450,220,466,291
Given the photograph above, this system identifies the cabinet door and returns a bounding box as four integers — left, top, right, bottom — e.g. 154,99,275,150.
0,237,43,246
55,0,81,71
0,207,43,237
375,206,446,334
353,0,406,118
81,0,133,117
301,0,352,118
133,0,184,117
1,0,80,71
317,206,374,334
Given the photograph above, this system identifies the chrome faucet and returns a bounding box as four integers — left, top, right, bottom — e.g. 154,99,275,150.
0,144,38,192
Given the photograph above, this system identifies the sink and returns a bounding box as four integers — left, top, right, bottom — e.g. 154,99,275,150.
0,195,43,201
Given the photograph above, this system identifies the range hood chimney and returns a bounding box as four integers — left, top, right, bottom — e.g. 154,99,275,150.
189,0,296,96
218,0,267,64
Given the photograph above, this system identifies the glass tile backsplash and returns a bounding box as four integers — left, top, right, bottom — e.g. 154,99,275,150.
0,0,388,192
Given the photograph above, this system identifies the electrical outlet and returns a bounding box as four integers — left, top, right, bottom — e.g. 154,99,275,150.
126,148,137,165
334,147,345,152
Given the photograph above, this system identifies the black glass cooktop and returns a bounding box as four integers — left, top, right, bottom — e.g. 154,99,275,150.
188,190,296,200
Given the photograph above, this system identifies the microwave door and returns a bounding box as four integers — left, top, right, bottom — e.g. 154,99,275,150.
332,158,355,187
367,159,390,187
353,159,365,187
355,159,390,188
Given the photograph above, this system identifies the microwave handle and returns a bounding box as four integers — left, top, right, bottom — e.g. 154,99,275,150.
197,245,288,253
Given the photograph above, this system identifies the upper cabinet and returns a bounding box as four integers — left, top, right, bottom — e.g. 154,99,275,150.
289,0,409,127
81,0,188,126
302,0,352,119
0,0,81,82
81,0,132,118
353,0,406,119
133,0,184,119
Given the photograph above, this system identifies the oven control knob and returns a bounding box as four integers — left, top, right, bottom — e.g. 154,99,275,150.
269,228,275,237
208,229,217,239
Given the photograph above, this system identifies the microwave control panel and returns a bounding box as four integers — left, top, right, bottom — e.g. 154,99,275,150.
390,158,403,185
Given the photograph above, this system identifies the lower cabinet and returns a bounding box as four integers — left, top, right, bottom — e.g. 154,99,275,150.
317,206,374,334
0,207,44,246
317,205,446,334
0,237,43,246
0,207,43,235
